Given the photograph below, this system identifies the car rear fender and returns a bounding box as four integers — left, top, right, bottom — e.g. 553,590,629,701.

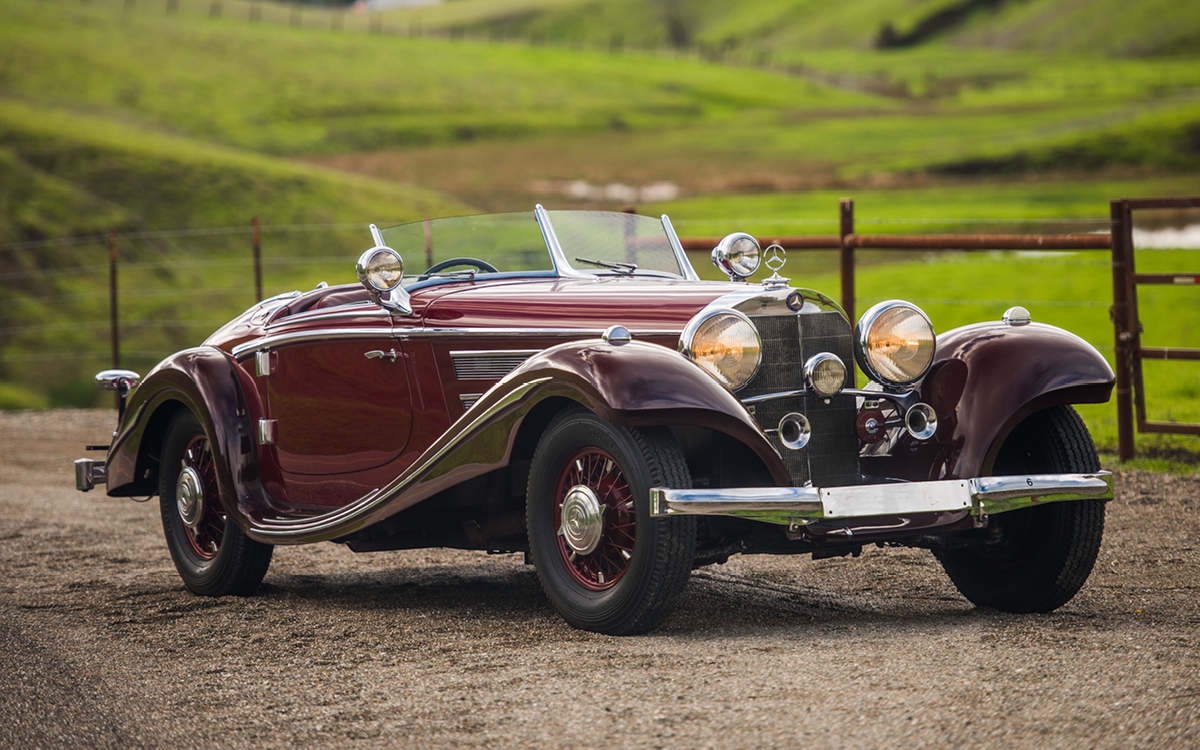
864,321,1115,481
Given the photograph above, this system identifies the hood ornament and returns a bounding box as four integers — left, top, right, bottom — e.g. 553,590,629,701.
761,244,790,290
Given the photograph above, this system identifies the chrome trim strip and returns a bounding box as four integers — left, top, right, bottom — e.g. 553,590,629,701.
231,327,396,359
660,214,701,281
249,377,552,539
265,304,387,329
650,472,1113,525
448,349,543,357
399,327,680,339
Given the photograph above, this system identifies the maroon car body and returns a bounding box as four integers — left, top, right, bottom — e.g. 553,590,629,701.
76,208,1116,634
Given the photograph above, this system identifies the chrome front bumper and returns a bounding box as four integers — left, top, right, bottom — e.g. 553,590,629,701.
75,458,107,492
650,472,1113,526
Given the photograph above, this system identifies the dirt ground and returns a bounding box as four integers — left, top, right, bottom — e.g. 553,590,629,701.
1,409,1197,749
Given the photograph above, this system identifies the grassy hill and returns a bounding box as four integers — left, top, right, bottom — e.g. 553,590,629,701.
385,0,1200,56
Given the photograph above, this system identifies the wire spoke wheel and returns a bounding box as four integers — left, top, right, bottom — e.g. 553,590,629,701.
159,410,273,597
553,448,636,591
177,434,225,561
527,409,696,635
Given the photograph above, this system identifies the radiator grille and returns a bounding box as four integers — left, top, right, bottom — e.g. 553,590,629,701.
743,312,860,487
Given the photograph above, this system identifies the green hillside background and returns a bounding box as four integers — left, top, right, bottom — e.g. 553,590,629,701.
2,0,1198,460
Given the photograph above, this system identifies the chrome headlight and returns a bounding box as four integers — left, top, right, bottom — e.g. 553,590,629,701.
356,246,404,293
855,301,936,386
711,233,761,280
680,309,762,391
804,353,847,397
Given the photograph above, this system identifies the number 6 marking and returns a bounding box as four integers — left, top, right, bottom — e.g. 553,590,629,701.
1026,477,1034,487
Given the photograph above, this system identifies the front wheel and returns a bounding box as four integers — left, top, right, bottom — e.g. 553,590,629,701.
159,410,273,596
526,409,696,635
935,405,1105,613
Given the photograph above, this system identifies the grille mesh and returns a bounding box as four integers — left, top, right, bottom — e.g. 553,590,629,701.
743,312,860,487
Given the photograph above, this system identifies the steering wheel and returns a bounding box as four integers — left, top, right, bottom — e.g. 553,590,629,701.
420,257,499,280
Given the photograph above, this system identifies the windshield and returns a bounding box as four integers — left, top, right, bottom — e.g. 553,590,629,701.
379,212,551,278
377,209,695,281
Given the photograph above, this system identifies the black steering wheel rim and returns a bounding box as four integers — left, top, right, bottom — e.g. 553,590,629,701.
420,257,499,280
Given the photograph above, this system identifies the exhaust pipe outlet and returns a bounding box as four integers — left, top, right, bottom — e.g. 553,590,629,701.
905,403,938,441
778,412,812,450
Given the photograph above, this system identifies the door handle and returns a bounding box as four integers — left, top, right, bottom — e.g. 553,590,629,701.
364,349,399,362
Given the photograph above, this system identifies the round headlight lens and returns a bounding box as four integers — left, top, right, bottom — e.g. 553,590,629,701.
356,247,404,292
804,353,847,397
855,301,936,386
711,233,761,279
681,309,762,391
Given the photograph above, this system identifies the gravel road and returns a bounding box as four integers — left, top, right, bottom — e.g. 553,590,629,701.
1,409,1197,749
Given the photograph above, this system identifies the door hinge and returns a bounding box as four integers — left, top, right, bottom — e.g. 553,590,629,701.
258,419,278,445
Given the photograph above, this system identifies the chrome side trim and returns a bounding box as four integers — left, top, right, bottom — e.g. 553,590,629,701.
400,327,680,339
231,327,397,359
75,458,107,492
258,419,278,446
650,472,1113,525
660,214,702,281
249,377,552,539
265,304,388,329
450,349,540,380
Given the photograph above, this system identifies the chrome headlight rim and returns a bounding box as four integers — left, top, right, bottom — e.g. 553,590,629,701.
679,307,762,392
356,245,405,293
711,232,762,280
854,300,936,387
803,352,847,398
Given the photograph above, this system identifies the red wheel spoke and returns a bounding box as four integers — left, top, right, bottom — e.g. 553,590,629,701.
553,446,637,592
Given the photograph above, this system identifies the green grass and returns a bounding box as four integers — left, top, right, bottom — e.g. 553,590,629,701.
387,0,1200,56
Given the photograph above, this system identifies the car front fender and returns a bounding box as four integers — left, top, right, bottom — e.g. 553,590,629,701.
105,347,281,521
864,321,1115,481
507,339,790,485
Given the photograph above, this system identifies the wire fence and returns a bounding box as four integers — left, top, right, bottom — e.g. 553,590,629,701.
1,206,1176,409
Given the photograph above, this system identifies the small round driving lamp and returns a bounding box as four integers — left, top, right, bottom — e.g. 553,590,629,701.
804,353,847,398
680,309,762,392
855,300,936,387
711,233,762,280
356,246,404,293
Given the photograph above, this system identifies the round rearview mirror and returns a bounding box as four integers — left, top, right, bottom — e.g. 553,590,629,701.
356,246,404,293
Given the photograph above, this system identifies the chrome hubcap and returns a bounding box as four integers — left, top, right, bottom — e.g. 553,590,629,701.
559,484,604,555
176,466,205,530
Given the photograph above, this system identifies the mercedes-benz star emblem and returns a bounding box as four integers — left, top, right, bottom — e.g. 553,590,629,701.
764,244,786,272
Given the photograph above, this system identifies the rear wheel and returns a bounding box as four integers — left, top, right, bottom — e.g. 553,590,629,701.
527,409,696,634
935,405,1105,613
159,410,273,596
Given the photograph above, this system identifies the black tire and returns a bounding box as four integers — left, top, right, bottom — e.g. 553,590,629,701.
526,409,697,635
159,410,273,596
934,405,1105,613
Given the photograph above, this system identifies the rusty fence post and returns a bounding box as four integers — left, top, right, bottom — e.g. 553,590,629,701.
1110,200,1135,461
252,216,263,302
423,218,433,269
839,198,856,387
109,231,120,407
839,199,855,325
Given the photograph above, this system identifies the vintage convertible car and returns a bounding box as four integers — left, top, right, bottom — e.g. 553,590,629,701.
75,207,1115,634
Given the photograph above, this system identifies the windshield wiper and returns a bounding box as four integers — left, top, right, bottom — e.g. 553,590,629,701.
575,257,638,274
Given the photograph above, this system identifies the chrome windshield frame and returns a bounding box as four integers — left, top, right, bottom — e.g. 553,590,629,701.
534,204,591,280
